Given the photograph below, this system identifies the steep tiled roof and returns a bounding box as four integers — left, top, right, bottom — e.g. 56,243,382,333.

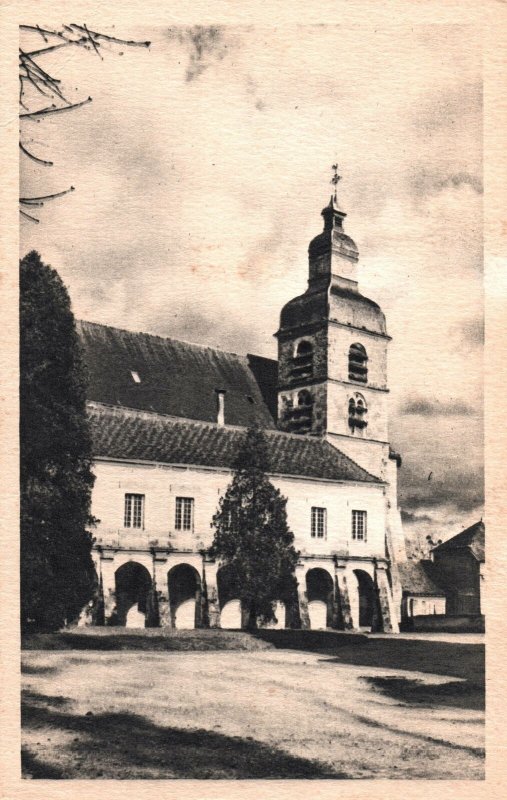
88,403,382,484
432,521,485,562
398,560,446,596
77,321,277,428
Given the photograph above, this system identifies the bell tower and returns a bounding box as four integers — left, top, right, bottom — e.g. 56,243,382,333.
275,167,391,481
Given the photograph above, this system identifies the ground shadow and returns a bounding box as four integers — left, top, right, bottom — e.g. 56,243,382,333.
21,690,346,779
361,676,484,711
21,662,60,676
22,629,274,652
305,638,482,682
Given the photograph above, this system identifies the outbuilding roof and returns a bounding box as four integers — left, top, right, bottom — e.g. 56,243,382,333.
398,560,446,596
77,321,278,428
88,402,382,484
432,520,485,562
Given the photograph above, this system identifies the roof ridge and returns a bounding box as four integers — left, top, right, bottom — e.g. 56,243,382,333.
77,319,273,364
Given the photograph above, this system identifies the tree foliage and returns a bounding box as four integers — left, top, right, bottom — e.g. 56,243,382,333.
210,427,299,628
20,251,96,630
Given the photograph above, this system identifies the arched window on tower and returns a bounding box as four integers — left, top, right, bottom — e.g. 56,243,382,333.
349,343,368,384
282,389,314,434
348,393,368,435
290,340,313,383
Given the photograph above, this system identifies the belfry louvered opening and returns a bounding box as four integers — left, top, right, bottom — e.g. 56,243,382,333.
282,389,314,434
289,340,314,383
348,343,368,383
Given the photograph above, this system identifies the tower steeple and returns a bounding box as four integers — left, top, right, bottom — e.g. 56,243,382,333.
275,167,390,479
309,167,359,291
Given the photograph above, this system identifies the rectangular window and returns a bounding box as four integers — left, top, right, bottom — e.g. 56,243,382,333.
175,497,194,531
311,506,326,539
124,493,144,529
352,510,367,541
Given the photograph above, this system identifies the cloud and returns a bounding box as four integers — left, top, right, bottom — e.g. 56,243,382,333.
399,397,476,416
409,169,483,199
399,462,484,514
167,26,231,82
400,510,432,524
414,81,482,133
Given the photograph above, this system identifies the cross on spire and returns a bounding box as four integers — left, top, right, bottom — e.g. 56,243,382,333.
331,163,341,200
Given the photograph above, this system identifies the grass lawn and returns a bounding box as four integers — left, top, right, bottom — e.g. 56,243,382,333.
21,632,484,780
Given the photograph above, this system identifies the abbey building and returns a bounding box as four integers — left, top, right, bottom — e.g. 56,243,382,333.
77,182,407,633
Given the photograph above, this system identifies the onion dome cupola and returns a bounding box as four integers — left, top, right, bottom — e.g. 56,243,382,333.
278,166,387,338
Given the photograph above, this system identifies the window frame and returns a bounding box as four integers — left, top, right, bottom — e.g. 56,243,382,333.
351,509,367,541
175,496,194,532
311,506,327,539
124,493,145,529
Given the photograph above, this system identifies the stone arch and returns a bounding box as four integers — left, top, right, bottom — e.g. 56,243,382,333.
168,563,202,629
217,565,242,629
114,561,153,627
306,567,334,629
352,569,377,630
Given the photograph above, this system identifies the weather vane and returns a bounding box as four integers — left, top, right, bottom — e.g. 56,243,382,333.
331,163,341,200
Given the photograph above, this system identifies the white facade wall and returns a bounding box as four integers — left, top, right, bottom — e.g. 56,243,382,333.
327,324,388,390
406,596,447,617
92,459,388,561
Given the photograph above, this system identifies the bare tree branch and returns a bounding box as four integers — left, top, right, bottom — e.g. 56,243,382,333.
20,187,75,204
20,97,92,119
20,141,54,166
20,209,40,223
19,23,150,221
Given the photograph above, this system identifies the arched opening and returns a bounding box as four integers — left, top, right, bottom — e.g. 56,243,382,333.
306,568,334,630
352,569,377,631
217,565,242,629
290,339,314,382
348,343,368,384
114,561,152,627
348,392,368,435
168,564,202,629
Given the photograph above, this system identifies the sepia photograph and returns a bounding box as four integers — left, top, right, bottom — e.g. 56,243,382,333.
6,3,495,788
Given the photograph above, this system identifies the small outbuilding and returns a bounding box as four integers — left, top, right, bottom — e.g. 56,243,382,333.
430,521,485,616
398,560,446,622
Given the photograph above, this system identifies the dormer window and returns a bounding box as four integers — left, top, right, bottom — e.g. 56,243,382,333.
348,343,368,384
130,371,141,384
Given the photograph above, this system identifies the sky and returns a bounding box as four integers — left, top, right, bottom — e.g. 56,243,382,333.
20,22,483,546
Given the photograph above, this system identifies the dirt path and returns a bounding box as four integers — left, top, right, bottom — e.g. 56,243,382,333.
21,647,484,779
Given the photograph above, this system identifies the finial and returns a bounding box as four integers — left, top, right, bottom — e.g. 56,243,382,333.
331,163,341,201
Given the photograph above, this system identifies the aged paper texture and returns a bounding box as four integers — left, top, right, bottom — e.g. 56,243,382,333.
1,0,506,798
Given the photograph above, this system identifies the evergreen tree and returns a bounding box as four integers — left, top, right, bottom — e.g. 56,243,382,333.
20,251,96,631
210,426,299,629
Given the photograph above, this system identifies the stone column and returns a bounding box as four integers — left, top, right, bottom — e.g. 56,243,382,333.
334,560,353,630
203,560,221,629
153,553,171,628
374,561,399,633
99,551,117,625
296,563,310,629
